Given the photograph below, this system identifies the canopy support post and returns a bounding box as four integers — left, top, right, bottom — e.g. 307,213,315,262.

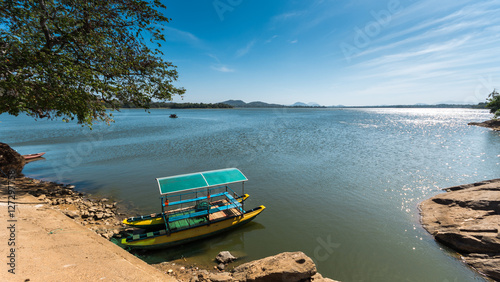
161,196,170,235
207,188,211,224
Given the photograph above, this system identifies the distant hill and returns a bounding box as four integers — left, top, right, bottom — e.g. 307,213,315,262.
247,101,285,107
221,100,483,109
307,102,321,107
221,100,285,108
222,100,325,108
291,102,324,107
221,100,248,107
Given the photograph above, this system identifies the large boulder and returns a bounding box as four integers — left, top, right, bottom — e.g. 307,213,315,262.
420,179,500,281
232,251,317,282
0,142,25,178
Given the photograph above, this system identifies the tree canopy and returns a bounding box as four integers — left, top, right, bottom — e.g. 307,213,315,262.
0,0,185,126
486,89,500,118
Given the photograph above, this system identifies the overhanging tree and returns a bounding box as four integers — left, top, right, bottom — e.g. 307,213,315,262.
486,89,500,118
0,0,185,126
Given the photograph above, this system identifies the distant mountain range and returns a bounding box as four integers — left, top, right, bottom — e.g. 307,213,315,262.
221,100,325,108
291,102,322,107
221,100,284,108
221,100,485,109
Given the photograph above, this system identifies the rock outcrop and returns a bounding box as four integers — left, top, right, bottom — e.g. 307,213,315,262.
0,142,25,177
420,179,500,281
468,119,500,131
155,251,339,282
232,252,317,282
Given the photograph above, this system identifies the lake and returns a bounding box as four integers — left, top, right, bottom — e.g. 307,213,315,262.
2,108,499,281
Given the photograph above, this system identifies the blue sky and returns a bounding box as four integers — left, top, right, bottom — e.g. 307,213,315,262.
158,0,500,106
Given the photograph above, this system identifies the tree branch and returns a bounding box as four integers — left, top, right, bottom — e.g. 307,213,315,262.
38,0,53,51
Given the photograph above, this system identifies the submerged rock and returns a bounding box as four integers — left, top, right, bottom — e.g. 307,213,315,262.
216,251,237,264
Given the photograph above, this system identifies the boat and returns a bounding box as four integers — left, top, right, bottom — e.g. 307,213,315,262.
22,152,46,160
169,114,178,118
121,168,265,249
122,194,250,231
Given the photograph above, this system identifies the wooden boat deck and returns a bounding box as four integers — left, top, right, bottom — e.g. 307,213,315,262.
125,195,246,228
168,200,242,231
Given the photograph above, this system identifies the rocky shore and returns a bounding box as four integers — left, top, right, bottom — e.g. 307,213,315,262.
1,175,336,281
154,251,338,282
468,119,500,131
420,179,500,281
4,176,124,239
1,142,337,281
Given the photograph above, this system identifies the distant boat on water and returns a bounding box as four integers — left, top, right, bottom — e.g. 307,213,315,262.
22,152,45,160
169,114,178,118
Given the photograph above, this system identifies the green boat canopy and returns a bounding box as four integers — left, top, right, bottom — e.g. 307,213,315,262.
156,168,248,195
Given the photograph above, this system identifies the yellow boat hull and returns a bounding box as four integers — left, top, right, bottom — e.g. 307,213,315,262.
121,205,265,249
122,194,249,230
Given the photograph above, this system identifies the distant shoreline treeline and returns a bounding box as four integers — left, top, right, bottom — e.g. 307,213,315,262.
118,102,234,109
220,100,488,109
112,101,488,110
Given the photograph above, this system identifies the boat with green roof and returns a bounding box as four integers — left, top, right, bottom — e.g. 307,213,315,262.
121,168,265,249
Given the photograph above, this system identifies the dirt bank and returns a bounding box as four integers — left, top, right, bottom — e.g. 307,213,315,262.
0,177,174,281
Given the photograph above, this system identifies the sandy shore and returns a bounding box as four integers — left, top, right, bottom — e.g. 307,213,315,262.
0,177,176,282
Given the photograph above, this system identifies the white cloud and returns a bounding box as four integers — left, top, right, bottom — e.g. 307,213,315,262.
207,53,221,64
162,26,201,45
265,35,278,44
236,40,256,57
341,1,500,63
211,65,235,73
331,0,500,105
272,11,304,22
